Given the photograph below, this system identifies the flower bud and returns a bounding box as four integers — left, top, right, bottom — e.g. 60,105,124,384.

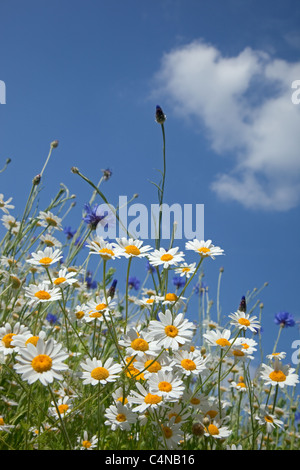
51,140,59,148
155,105,166,124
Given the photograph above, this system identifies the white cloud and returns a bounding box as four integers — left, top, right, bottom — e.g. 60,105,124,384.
153,40,300,211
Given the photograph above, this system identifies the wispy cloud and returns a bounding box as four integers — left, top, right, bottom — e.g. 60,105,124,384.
152,40,300,211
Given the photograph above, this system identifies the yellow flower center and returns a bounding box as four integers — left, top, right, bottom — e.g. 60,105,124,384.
206,410,218,419
207,424,219,436
91,367,109,381
232,349,245,357
54,277,66,285
116,413,127,422
96,303,107,311
31,354,53,373
2,333,16,348
45,217,58,227
190,398,200,405
215,338,231,347
237,382,246,388
269,370,287,382
181,267,190,272
126,366,145,381
131,338,149,352
89,310,103,318
117,397,128,404
264,415,274,423
98,248,115,259
25,336,40,347
238,317,251,327
158,381,172,393
38,257,53,265
144,360,161,373
125,245,140,256
82,440,92,449
34,290,51,300
58,404,69,415
146,299,154,304
160,254,173,262
144,393,162,405
165,293,178,302
241,343,249,349
164,325,178,338
76,310,85,319
0,418,4,425
198,247,210,255
181,358,196,371
169,412,181,423
162,425,173,439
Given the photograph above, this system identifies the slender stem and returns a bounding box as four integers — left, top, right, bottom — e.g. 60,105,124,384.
124,257,132,334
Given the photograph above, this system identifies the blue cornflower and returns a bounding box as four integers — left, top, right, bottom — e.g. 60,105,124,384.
46,313,60,325
274,311,295,328
83,203,115,231
193,281,208,296
63,226,76,239
128,276,140,291
108,279,118,299
172,276,185,289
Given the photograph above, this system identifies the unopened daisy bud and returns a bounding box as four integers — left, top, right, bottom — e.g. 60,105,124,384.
6,158,11,164
133,193,139,199
155,105,166,124
219,266,224,273
200,346,206,356
71,166,79,174
202,417,210,427
260,303,264,309
192,422,205,437
32,174,41,185
50,140,59,148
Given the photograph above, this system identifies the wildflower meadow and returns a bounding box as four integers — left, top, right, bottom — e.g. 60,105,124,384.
0,106,299,452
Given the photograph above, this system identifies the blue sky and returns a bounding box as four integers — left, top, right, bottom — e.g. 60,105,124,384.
1,0,300,366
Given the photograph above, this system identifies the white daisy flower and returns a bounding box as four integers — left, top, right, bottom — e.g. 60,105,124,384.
72,304,88,322
235,337,257,356
127,382,164,413
115,238,152,258
104,402,137,431
40,233,62,248
173,349,209,377
266,351,286,361
112,387,130,406
24,282,62,305
147,247,184,270
260,358,299,389
13,338,69,386
1,214,20,233
203,329,232,349
148,370,184,401
185,239,224,259
26,247,63,267
228,310,261,332
174,262,196,278
38,211,62,230
147,310,194,350
134,351,174,378
161,292,186,308
119,328,160,357
86,236,122,260
203,419,232,439
48,396,73,419
183,390,209,410
255,408,283,434
45,267,77,287
230,380,247,392
0,194,14,214
0,322,30,356
80,357,122,386
0,416,15,433
11,330,47,351
77,431,98,450
159,419,184,449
